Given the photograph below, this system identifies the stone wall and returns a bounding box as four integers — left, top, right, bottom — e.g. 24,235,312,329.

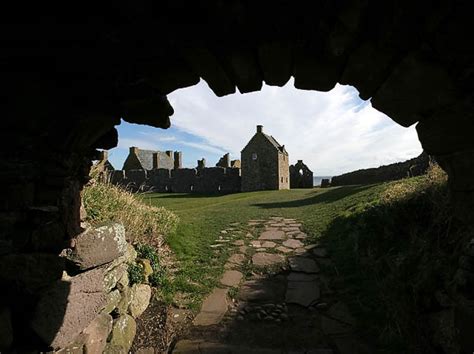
110,167,241,194
242,134,282,192
278,152,290,190
331,153,430,186
290,160,313,189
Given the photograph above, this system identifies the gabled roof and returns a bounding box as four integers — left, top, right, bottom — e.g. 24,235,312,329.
241,127,288,155
135,149,156,170
264,133,287,154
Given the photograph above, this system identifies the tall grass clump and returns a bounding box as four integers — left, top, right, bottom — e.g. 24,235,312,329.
82,169,179,245
322,162,465,353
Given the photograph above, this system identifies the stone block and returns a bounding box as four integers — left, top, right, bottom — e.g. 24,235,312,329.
129,284,152,318
69,222,127,270
31,267,107,350
109,314,137,353
82,313,113,354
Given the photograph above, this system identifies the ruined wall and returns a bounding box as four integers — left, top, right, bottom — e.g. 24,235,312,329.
278,153,290,190
111,167,241,194
290,160,313,189
331,153,430,186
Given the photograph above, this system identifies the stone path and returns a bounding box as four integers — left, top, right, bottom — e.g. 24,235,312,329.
173,217,368,353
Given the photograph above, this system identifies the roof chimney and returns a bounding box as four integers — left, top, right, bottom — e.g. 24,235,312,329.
257,125,263,133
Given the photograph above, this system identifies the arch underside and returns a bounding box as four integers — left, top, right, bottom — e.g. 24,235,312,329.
1,1,473,351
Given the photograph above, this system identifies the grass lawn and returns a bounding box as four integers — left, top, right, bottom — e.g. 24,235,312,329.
143,184,385,308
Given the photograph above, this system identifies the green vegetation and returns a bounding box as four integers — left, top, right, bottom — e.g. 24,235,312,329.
128,262,146,285
145,164,463,352
144,182,386,310
83,179,179,244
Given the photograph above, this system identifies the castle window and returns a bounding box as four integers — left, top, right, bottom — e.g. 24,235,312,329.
299,169,304,176
281,177,283,183
286,177,288,183
165,185,168,191
218,185,221,191
252,153,257,160
190,184,194,191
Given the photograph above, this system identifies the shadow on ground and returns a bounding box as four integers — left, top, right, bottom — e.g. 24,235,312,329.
252,185,374,209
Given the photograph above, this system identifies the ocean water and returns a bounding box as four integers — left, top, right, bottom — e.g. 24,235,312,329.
313,176,332,186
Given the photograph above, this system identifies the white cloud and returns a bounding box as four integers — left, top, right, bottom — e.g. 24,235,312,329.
167,79,422,176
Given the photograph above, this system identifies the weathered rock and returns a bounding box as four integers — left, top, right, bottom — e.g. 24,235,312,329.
313,247,328,258
232,240,245,246
258,230,286,241
103,343,127,353
228,253,246,265
31,267,106,349
82,313,113,354
250,240,262,248
239,246,248,254
0,307,13,349
69,222,127,270
103,289,121,314
109,314,136,352
327,302,356,326
289,257,320,273
117,287,132,315
252,253,285,267
276,246,292,254
261,241,276,248
283,239,304,249
193,288,229,326
238,277,286,303
138,258,154,280
129,284,152,318
286,276,321,307
104,263,128,292
220,270,243,287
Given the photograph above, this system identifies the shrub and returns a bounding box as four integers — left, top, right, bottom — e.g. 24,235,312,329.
128,263,145,285
82,177,179,244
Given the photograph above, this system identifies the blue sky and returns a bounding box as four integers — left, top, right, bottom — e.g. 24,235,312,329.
108,79,422,176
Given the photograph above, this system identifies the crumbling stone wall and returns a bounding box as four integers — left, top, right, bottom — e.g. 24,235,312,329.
331,153,430,186
290,160,314,188
111,167,241,194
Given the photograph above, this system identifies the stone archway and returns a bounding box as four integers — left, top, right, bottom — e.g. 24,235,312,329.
1,1,473,351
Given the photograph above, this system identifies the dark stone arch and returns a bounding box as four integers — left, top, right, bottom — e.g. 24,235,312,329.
1,1,473,351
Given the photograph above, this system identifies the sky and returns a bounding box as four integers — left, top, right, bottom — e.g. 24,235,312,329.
108,79,422,176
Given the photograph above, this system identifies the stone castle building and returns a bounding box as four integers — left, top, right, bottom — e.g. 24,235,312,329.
290,160,313,188
241,125,289,192
104,125,309,193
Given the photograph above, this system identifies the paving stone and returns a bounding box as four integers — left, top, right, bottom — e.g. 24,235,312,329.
286,279,320,307
232,240,245,246
228,253,246,265
250,240,262,248
295,248,306,254
238,277,286,302
289,223,302,227
239,246,248,254
252,253,285,267
287,272,319,282
289,257,320,273
313,247,328,258
193,288,228,326
259,230,286,241
295,233,308,240
305,244,318,250
282,227,300,232
256,248,267,252
220,230,228,234
220,270,243,287
276,246,292,254
261,241,276,248
283,239,304,249
245,233,253,238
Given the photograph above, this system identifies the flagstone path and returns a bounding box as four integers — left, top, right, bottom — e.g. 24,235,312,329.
172,217,368,353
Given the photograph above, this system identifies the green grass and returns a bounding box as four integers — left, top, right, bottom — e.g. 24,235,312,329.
143,165,465,352
143,184,385,309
